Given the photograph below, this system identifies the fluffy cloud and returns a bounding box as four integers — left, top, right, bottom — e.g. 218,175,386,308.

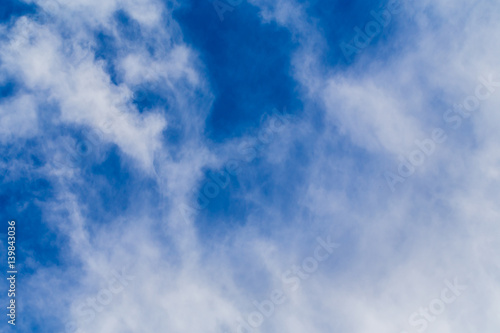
1,0,500,332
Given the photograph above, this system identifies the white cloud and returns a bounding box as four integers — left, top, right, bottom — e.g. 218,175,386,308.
0,94,38,142
3,0,500,332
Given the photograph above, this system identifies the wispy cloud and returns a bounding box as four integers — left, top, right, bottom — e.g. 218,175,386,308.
1,0,500,332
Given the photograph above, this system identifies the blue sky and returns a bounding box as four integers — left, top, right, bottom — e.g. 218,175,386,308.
1,0,500,332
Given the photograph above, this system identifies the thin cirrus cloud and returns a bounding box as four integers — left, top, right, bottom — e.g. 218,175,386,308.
0,0,499,332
